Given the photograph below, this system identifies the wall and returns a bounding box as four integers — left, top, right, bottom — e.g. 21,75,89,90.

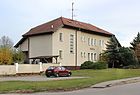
77,31,110,66
52,27,110,66
52,28,76,66
19,39,28,51
29,34,52,58
0,65,16,75
0,63,60,75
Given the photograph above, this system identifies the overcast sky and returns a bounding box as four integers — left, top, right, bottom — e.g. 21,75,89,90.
0,0,140,47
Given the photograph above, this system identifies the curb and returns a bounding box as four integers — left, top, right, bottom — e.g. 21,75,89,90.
91,77,140,88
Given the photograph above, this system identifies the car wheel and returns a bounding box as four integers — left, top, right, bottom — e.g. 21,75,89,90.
67,72,71,77
54,73,59,77
46,74,50,77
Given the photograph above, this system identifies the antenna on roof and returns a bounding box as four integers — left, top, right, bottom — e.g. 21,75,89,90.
72,1,74,20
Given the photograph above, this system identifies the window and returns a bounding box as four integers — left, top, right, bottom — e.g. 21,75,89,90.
91,53,93,61
94,53,97,61
94,39,96,46
81,36,85,42
59,50,63,59
81,52,83,58
84,52,86,58
102,40,104,47
99,40,102,46
70,34,74,53
91,38,94,46
88,38,91,46
88,53,90,61
59,33,63,41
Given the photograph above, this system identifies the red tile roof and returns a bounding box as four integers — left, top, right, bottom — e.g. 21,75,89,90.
15,17,113,47
23,17,113,37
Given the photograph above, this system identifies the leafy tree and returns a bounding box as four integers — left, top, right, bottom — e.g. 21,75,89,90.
130,32,140,50
12,49,25,63
119,47,138,67
105,36,120,68
0,47,13,65
0,36,14,64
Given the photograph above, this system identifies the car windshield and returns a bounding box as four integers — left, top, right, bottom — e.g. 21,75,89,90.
47,66,55,70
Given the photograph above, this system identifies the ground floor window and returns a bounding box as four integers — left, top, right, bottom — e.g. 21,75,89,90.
59,50,63,59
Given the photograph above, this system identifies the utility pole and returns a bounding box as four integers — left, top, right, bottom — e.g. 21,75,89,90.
72,2,74,20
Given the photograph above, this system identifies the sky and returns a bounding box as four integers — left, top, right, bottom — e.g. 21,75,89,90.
0,0,140,47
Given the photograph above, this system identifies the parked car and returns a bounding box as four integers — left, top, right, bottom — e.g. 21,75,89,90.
45,66,72,77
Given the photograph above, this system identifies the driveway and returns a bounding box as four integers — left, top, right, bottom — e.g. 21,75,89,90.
0,75,85,81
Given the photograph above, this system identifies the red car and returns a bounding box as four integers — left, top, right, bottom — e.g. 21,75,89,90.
45,66,72,77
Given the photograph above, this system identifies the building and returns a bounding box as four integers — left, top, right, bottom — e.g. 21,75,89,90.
15,17,116,67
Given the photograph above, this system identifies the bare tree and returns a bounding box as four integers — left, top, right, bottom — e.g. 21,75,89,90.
0,36,14,48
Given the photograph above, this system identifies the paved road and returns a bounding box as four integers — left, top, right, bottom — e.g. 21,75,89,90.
7,82,139,95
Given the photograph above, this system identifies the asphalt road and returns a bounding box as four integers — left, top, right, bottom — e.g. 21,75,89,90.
20,82,140,95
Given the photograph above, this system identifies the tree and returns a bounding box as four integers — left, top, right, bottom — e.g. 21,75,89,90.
0,36,14,64
12,49,25,63
0,47,13,65
130,32,140,50
0,36,13,48
105,36,120,68
119,47,138,67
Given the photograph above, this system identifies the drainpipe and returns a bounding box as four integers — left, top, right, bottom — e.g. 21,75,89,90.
75,30,78,69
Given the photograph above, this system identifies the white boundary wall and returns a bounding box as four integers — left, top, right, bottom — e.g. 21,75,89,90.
0,63,60,75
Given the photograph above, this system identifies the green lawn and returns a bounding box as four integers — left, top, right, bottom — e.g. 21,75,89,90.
0,69,140,93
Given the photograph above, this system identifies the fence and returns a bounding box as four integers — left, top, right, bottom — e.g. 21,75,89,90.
0,62,60,75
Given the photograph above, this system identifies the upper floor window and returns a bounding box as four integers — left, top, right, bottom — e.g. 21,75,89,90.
70,34,74,53
102,40,104,47
59,33,63,42
91,38,94,46
88,38,91,46
99,40,102,46
94,39,96,46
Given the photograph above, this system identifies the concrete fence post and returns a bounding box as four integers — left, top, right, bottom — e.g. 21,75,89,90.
59,62,62,66
15,63,18,74
39,62,43,72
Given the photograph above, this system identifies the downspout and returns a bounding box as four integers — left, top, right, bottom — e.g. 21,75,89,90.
75,30,78,68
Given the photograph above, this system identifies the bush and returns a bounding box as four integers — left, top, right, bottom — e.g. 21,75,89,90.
80,61,93,69
91,61,108,69
80,61,108,69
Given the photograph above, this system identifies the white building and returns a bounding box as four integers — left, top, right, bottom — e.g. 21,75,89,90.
15,17,119,68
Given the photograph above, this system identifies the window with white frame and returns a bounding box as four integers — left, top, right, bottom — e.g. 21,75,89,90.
84,52,86,58
99,40,102,46
94,39,96,46
59,50,63,59
102,40,104,47
81,52,83,58
88,38,91,46
91,53,93,61
91,38,94,46
94,53,97,61
70,34,74,53
59,33,63,42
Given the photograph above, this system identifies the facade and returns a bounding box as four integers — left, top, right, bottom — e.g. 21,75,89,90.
15,17,115,67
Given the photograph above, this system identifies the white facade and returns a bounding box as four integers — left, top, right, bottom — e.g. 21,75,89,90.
19,27,111,66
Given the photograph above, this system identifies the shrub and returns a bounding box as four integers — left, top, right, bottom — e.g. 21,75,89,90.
80,61,108,69
80,61,93,69
91,61,108,69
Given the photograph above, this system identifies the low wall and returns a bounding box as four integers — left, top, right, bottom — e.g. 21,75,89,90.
0,65,16,75
0,63,60,75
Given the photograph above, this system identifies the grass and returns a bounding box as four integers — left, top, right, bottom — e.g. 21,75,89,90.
0,69,140,93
